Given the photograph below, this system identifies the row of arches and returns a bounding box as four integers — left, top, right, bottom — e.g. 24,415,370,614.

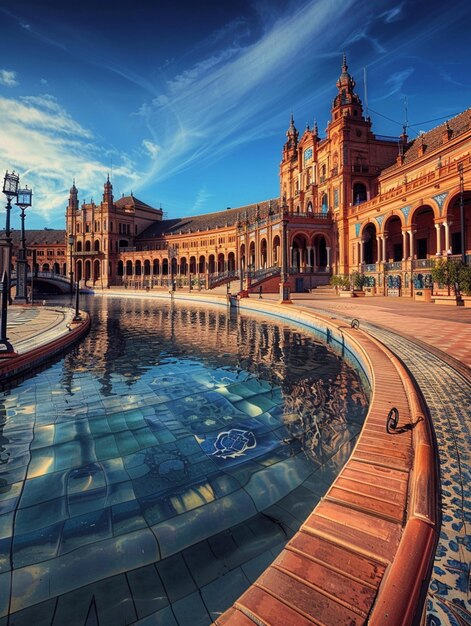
116,252,238,278
115,233,331,280
359,195,470,264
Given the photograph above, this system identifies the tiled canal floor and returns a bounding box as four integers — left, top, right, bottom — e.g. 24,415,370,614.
0,302,369,625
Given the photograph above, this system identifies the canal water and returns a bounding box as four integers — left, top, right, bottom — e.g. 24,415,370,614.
0,296,370,625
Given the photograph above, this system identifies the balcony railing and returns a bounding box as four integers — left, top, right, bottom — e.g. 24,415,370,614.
384,262,403,271
364,264,377,272
412,259,435,269
288,266,329,274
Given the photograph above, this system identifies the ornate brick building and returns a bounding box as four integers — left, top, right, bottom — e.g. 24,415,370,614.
8,56,471,298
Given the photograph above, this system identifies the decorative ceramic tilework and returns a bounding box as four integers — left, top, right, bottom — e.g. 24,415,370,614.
400,205,411,222
432,192,449,216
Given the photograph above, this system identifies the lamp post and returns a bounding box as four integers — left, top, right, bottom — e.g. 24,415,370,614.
1,171,20,305
279,205,292,303
68,234,75,294
15,186,33,303
168,245,177,291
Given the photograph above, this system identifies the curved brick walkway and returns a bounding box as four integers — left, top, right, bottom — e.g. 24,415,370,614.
282,296,471,625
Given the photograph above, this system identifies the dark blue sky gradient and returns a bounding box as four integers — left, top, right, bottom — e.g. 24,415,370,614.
0,0,469,227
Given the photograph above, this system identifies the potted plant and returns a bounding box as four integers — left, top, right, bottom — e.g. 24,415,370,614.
350,271,367,296
330,274,352,296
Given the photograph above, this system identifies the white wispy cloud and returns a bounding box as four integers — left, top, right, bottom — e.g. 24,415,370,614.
142,139,161,159
379,5,404,23
190,186,212,215
137,0,382,186
0,94,140,224
343,30,386,55
0,69,18,87
376,67,415,100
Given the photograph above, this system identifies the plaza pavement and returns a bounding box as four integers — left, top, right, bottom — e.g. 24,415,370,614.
2,293,470,624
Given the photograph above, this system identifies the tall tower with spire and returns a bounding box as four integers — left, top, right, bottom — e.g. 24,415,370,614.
103,174,113,206
284,113,299,156
68,180,79,212
280,114,301,207
331,53,364,121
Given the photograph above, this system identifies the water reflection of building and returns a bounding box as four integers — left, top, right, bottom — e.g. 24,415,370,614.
62,300,366,410
282,368,368,467
7,55,470,297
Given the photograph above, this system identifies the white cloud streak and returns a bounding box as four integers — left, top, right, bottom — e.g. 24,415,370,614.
0,69,18,87
190,186,212,215
137,0,383,186
0,95,140,224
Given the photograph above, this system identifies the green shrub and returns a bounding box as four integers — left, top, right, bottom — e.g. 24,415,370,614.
350,271,367,290
330,274,351,290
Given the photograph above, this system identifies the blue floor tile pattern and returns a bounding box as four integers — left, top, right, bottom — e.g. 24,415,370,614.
0,298,370,625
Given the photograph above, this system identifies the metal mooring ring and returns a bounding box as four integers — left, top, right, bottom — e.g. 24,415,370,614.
386,407,399,433
351,318,360,329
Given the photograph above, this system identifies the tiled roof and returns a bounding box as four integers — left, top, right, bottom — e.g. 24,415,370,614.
138,199,280,239
382,108,471,174
0,229,66,246
114,195,158,211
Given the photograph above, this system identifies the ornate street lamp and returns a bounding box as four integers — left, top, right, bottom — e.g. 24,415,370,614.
68,234,75,294
1,171,20,303
0,171,20,352
15,186,33,303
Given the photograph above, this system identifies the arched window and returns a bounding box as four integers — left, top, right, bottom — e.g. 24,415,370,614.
321,193,328,213
353,183,367,205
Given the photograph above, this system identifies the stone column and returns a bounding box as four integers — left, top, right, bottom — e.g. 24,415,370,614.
444,221,451,254
376,235,382,262
402,230,408,260
326,246,331,269
435,223,442,256
408,230,415,259
360,239,364,265
306,246,312,270
382,235,387,263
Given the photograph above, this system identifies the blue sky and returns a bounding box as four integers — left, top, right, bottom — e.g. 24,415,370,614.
0,0,469,228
